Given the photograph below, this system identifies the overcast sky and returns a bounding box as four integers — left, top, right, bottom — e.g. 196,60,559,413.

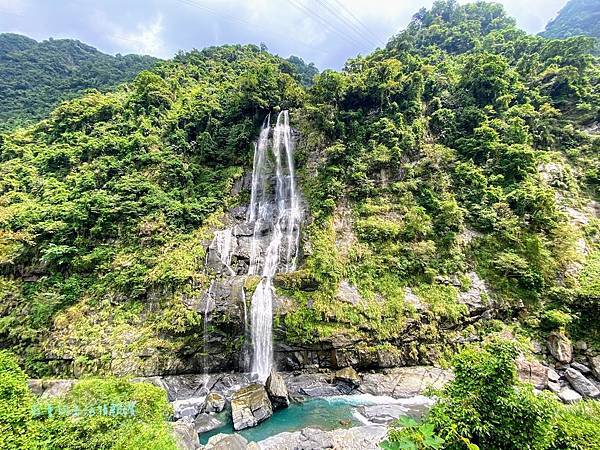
0,0,569,68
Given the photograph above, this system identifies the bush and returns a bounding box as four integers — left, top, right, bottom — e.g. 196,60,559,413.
551,401,600,450
0,351,33,450
428,339,557,450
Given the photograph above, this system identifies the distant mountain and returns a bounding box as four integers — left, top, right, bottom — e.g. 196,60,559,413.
0,33,160,130
540,0,600,53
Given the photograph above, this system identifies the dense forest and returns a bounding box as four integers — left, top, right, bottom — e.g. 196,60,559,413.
0,1,599,449
0,34,159,131
540,0,600,54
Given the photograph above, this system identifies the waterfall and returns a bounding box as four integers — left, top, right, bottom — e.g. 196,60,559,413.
213,229,235,275
203,279,216,388
247,110,302,381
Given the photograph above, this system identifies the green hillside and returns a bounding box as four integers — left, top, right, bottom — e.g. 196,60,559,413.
540,0,600,54
0,1,599,449
0,33,160,130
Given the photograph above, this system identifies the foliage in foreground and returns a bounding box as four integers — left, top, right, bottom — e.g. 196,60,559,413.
0,350,176,450
382,339,600,450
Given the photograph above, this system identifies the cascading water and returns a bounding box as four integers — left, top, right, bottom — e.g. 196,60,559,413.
247,110,302,381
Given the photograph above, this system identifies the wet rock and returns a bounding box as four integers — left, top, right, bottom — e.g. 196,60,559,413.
516,357,548,390
257,425,387,450
266,369,290,410
589,356,600,380
547,332,573,363
172,397,206,420
194,413,226,434
231,384,273,430
204,433,248,450
570,362,591,374
335,366,361,386
558,387,582,404
161,374,212,401
565,368,600,398
300,384,343,397
204,392,226,413
172,419,200,450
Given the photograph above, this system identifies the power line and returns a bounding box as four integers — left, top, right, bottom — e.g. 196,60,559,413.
312,0,379,48
329,0,387,46
173,0,328,55
285,0,365,49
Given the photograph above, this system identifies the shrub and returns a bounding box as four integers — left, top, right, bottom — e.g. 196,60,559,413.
0,351,33,450
428,339,558,450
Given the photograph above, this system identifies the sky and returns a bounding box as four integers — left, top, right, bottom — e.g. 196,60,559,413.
0,0,569,69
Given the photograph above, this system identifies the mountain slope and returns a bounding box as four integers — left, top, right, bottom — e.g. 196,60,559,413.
540,0,600,54
0,1,598,382
0,33,160,130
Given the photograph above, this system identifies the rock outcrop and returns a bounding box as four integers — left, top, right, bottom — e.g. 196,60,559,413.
265,369,290,409
194,413,226,434
358,366,452,398
516,357,548,390
231,384,273,430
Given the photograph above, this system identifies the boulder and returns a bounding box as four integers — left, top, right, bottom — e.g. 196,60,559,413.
231,384,273,430
172,419,200,450
547,368,560,383
257,425,387,450
574,341,588,352
266,369,290,409
335,366,361,386
357,398,433,425
204,433,248,450
516,357,548,390
360,367,452,398
565,368,600,398
570,362,591,374
194,413,226,434
558,387,582,404
40,380,74,398
548,381,561,394
204,392,226,413
547,332,572,363
588,356,600,380
172,397,206,420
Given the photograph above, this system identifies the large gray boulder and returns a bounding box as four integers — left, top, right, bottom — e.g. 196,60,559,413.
558,387,582,404
359,367,452,398
565,368,600,398
203,392,226,413
204,433,248,450
257,426,387,450
231,383,273,430
194,413,226,434
172,396,206,420
266,369,290,410
547,332,572,363
172,419,200,450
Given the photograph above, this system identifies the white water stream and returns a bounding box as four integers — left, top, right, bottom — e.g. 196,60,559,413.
247,111,302,381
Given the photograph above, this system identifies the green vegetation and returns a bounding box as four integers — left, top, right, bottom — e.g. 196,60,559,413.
540,0,600,55
0,44,304,375
383,339,600,450
0,350,175,450
0,34,160,131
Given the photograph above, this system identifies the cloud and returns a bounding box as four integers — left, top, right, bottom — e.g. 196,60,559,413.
96,10,168,57
0,0,28,15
